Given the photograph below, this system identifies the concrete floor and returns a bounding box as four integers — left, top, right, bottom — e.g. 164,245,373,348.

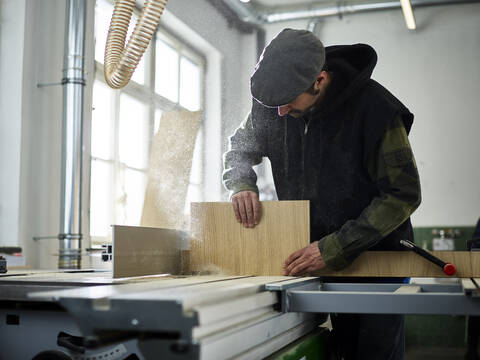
323,316,471,359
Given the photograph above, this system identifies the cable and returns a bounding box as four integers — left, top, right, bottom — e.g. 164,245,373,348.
104,0,168,89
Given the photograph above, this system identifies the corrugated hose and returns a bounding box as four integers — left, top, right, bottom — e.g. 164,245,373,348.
104,0,168,89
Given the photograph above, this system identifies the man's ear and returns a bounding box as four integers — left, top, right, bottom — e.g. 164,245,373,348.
315,71,328,90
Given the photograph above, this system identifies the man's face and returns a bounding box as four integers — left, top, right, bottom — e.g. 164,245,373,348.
277,91,320,118
277,71,330,118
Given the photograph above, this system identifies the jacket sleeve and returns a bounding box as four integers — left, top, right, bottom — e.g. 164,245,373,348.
317,115,422,270
222,111,268,196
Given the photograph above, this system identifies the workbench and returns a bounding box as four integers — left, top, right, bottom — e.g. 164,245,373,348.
1,270,480,359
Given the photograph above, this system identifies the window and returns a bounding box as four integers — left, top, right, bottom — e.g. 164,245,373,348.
90,0,204,243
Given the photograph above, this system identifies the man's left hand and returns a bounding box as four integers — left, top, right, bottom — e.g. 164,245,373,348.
283,241,326,276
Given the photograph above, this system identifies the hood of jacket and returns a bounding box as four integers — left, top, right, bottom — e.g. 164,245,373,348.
311,44,378,116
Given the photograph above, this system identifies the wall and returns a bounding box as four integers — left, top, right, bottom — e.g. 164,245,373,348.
18,0,65,267
0,0,26,247
263,3,480,227
17,0,96,268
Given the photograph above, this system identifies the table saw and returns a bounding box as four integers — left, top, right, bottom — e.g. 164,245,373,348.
1,270,480,359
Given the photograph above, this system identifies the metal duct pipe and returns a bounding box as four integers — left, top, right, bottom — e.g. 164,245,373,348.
206,0,267,59
59,0,87,269
224,0,479,23
221,0,264,25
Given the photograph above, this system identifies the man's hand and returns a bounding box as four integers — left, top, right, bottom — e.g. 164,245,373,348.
231,191,261,228
283,241,326,276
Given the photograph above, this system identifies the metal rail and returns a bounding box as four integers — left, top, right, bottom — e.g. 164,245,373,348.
266,279,480,315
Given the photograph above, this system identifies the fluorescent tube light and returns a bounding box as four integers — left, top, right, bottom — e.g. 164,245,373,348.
400,0,416,30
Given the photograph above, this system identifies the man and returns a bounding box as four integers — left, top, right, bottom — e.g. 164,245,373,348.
223,28,421,359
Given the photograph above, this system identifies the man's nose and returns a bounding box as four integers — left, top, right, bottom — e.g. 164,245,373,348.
278,105,290,116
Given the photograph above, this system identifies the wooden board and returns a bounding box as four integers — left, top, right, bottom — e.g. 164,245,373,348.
189,201,310,276
315,251,480,278
141,110,200,231
471,253,480,275
113,225,187,278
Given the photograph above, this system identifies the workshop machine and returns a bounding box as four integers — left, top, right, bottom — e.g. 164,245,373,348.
2,270,480,359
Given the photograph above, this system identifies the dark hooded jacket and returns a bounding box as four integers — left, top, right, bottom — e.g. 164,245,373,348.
224,44,415,257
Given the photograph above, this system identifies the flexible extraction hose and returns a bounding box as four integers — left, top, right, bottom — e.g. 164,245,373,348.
104,0,168,89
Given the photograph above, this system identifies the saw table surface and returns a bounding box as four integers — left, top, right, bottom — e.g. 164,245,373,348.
3,270,480,359
0,271,322,360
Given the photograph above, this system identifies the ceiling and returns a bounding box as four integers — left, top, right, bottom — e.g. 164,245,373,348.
253,0,323,5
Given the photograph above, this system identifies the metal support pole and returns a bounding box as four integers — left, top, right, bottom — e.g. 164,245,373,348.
59,0,87,269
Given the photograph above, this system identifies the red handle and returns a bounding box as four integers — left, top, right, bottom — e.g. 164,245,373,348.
443,263,456,276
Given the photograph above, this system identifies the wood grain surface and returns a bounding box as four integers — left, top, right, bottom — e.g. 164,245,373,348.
315,251,480,278
471,252,480,276
113,225,186,278
189,201,310,276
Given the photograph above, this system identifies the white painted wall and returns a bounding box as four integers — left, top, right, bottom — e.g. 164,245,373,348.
0,0,26,247
17,0,96,268
263,3,480,227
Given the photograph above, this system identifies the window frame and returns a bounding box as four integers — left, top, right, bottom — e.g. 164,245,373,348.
89,0,206,244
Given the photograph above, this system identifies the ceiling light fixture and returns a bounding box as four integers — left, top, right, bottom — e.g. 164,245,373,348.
400,0,417,30
239,0,251,3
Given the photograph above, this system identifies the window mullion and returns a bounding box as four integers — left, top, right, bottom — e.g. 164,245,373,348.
177,49,181,106
113,89,121,227
149,36,156,153
200,61,206,202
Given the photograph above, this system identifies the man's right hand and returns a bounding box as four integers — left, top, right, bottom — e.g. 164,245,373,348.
231,191,261,228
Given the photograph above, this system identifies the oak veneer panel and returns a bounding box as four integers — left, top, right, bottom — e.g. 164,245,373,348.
471,252,480,276
190,201,310,276
141,110,200,231
315,251,480,278
113,225,187,278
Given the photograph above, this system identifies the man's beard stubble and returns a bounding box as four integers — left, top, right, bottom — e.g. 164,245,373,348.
289,87,328,118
